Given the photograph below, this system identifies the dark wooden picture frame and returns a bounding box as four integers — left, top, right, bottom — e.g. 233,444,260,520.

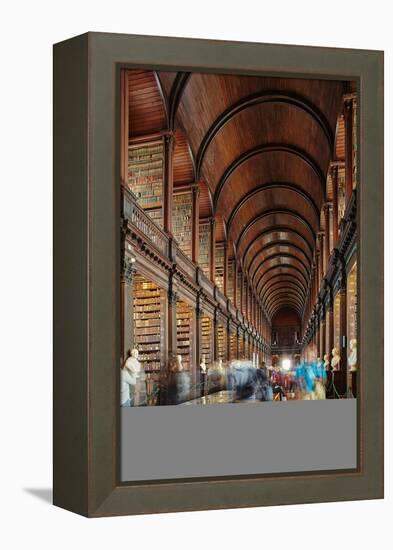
53,32,383,517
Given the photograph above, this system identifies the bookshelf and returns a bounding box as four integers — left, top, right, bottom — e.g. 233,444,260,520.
229,331,237,361
347,262,357,345
173,191,192,257
128,141,164,228
215,245,224,291
333,292,341,350
227,259,235,303
199,222,211,278
201,314,213,368
132,274,165,378
238,331,244,357
217,324,227,362
176,299,193,370
337,165,346,224
236,270,242,308
244,335,249,359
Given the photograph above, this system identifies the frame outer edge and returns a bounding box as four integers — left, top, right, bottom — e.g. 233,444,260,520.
53,33,90,517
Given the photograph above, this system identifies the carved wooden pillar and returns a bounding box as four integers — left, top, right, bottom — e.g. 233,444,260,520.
120,254,136,361
195,295,202,384
338,280,348,394
167,272,177,360
318,233,324,279
163,133,175,235
213,308,218,361
209,218,216,282
245,280,249,319
233,259,238,308
223,241,228,296
316,251,321,297
120,70,129,188
331,165,339,246
323,203,331,269
191,186,200,263
344,97,353,205
226,318,231,361
327,289,334,357
319,303,326,358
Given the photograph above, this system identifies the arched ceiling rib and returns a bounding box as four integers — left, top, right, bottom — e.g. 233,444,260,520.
155,70,344,319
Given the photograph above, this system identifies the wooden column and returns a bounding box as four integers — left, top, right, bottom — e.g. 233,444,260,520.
191,186,200,263
167,274,177,360
316,251,321,296
338,282,348,394
344,98,353,205
318,233,324,279
223,242,228,296
120,70,129,188
320,303,326,358
331,165,339,246
209,218,216,282
233,259,238,308
213,308,218,361
163,133,175,235
323,203,331,270
120,255,136,361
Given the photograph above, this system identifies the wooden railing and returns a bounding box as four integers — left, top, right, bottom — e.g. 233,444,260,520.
122,187,169,257
122,186,266,341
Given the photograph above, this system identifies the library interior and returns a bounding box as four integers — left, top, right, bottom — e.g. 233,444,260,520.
119,69,358,406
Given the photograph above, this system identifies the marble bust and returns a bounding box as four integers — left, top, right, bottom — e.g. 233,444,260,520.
348,338,357,372
331,348,341,371
323,353,331,371
125,348,141,380
200,354,207,374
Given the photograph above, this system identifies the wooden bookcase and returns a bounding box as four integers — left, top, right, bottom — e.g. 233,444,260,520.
198,222,211,278
201,314,213,367
217,323,227,361
173,191,192,257
229,331,237,361
215,245,224,291
128,141,164,228
176,299,194,370
132,274,165,400
227,259,235,304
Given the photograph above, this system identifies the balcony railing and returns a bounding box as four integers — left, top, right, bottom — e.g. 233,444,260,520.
122,187,169,257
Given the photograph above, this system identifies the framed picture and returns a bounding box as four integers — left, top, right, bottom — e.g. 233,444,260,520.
53,32,383,517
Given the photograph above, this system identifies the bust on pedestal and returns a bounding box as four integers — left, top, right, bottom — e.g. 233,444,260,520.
323,353,331,371
125,348,146,406
348,338,357,372
331,348,341,372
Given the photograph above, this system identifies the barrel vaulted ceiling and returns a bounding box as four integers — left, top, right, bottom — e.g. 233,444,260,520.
128,69,345,321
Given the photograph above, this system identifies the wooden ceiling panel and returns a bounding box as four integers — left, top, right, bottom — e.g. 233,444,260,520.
128,70,167,136
237,212,315,261
249,244,311,283
173,129,194,184
217,152,324,220
174,73,343,159
243,231,313,270
156,71,177,101
203,103,329,194
229,188,319,247
254,256,309,289
257,265,308,296
198,180,212,219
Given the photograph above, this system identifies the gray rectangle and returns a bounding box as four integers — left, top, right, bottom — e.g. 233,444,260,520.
121,400,357,481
